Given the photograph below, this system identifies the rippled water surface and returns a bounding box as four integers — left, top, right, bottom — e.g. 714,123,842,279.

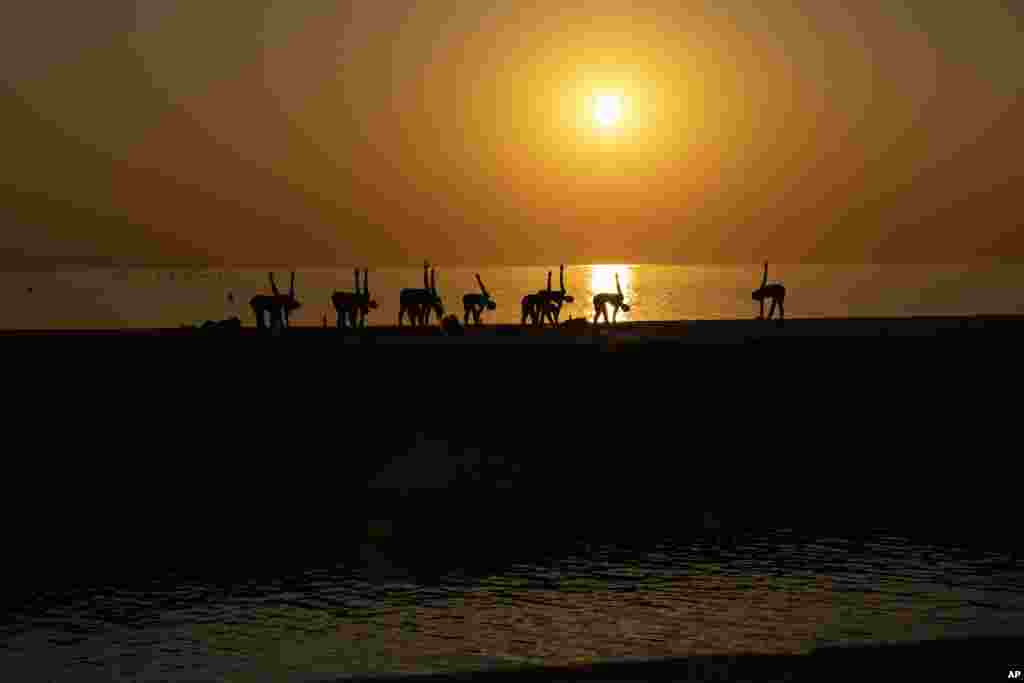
3,531,1022,681
4,264,1024,329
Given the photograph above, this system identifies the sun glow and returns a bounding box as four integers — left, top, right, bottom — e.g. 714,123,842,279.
593,94,624,128
454,12,721,211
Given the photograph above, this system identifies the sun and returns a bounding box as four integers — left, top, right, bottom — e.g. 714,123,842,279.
592,93,624,129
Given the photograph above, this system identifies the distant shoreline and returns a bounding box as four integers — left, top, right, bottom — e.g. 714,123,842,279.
3,315,1023,340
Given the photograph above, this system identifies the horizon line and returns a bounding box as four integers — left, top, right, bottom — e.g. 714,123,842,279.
5,261,1024,273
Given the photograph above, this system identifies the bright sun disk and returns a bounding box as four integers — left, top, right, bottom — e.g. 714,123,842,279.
593,94,623,128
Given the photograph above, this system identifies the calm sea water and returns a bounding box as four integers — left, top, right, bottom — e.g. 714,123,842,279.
2,529,1021,682
3,264,1024,329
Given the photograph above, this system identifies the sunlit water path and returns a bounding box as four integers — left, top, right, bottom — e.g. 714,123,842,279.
3,264,1023,329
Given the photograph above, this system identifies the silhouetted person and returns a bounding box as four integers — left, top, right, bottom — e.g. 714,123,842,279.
537,269,554,324
521,269,552,326
538,265,574,325
561,314,591,331
399,262,443,326
520,292,544,325
462,273,496,325
277,271,301,328
421,267,444,325
227,291,234,304
752,262,785,320
250,271,300,333
26,287,32,294
356,269,379,327
332,268,363,329
593,272,630,324
399,261,426,327
200,316,241,332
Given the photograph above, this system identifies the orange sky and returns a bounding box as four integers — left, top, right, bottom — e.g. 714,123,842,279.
2,1,1022,267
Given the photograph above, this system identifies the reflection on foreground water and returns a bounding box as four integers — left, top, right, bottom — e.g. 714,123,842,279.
2,530,1022,681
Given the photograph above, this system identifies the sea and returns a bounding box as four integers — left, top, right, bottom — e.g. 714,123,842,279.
3,263,1024,329
2,510,1021,682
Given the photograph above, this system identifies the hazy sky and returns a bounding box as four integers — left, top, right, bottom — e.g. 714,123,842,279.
2,1,1021,267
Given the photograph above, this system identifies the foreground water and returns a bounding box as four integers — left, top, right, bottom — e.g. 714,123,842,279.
3,264,1024,329
2,527,1021,682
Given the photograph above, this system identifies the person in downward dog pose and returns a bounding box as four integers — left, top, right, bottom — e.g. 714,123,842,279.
462,274,497,325
752,262,786,320
592,272,631,324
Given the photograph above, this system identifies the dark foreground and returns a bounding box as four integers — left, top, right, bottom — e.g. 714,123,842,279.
348,637,1020,682
3,314,1024,342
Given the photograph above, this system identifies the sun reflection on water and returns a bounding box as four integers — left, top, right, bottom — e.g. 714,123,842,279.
588,265,634,323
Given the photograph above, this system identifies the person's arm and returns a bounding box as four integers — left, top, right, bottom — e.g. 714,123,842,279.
269,272,280,297
761,262,768,289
